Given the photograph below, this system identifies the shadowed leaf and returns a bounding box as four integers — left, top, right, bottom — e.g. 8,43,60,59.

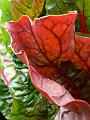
13,51,90,120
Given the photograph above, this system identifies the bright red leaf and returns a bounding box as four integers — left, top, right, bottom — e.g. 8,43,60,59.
4,11,90,120
4,11,77,80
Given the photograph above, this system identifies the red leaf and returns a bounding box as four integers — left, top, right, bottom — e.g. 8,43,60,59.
13,51,90,120
4,10,90,119
30,64,90,120
4,11,77,80
15,51,74,106
30,66,90,120
71,35,90,70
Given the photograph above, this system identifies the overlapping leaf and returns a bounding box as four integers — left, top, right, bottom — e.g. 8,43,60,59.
4,11,77,80
11,51,90,120
4,11,90,120
46,0,90,33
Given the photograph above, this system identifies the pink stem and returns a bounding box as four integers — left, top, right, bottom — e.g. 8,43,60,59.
0,71,10,86
79,11,88,33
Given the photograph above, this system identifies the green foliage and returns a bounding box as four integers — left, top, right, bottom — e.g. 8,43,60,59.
0,0,11,22
1,0,90,120
46,0,76,15
0,0,58,119
0,77,12,119
9,69,40,108
9,56,58,120
10,97,57,120
0,54,58,120
0,0,11,47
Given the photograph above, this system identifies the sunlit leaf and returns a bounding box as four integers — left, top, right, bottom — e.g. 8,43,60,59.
11,0,45,20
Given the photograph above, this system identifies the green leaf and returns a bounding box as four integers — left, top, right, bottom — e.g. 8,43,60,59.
0,58,4,71
46,0,76,15
9,71,40,108
0,77,12,119
0,0,11,22
10,97,58,120
11,0,45,20
9,69,57,120
0,0,11,46
10,99,31,120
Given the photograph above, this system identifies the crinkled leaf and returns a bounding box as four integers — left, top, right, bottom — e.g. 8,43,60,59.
4,11,77,81
13,51,90,120
9,71,40,108
71,35,90,70
4,10,90,99
11,0,45,20
0,77,12,119
10,98,33,120
9,69,57,120
10,93,57,120
4,11,86,99
4,11,90,120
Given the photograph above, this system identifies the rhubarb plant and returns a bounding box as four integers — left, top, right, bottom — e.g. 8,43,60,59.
0,0,90,120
